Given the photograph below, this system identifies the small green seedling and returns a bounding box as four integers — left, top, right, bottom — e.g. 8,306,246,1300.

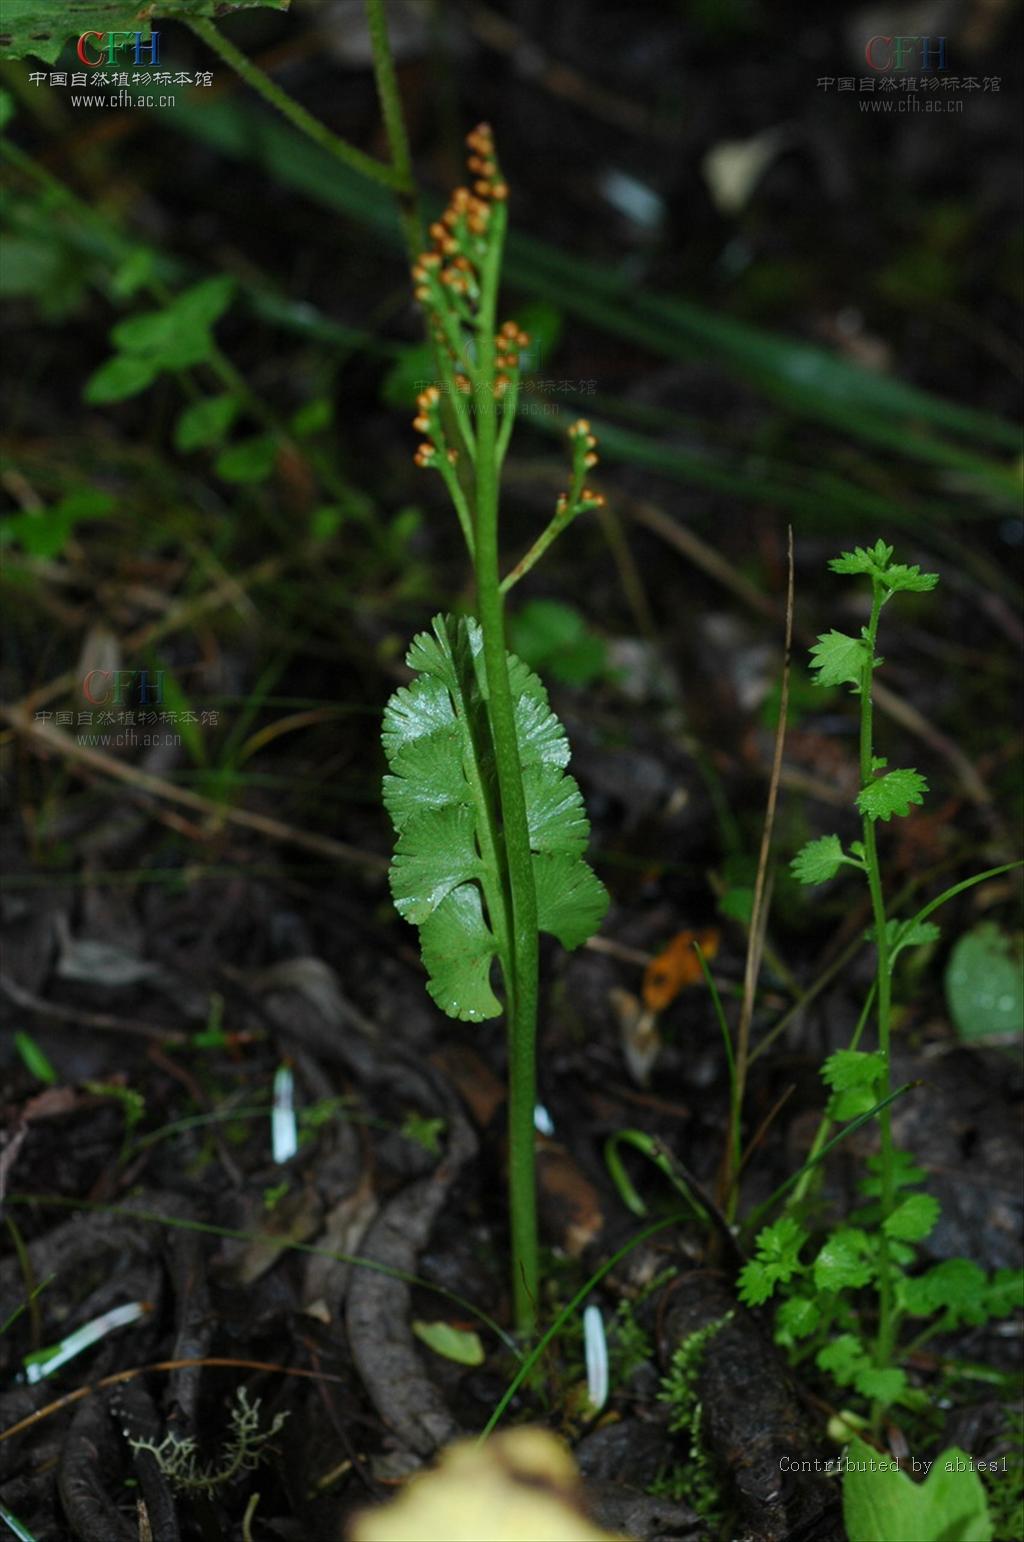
381,126,609,1332
741,542,1023,1420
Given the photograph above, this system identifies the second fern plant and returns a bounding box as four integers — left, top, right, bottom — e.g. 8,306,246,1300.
381,126,609,1333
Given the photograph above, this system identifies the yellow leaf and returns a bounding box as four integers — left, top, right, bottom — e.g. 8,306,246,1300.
351,1429,622,1542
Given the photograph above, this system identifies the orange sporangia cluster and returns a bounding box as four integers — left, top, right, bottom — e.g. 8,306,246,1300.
556,487,605,515
493,319,529,398
412,384,440,435
412,386,458,470
496,319,530,371
465,121,508,201
411,184,491,306
556,420,605,512
410,125,521,463
412,385,439,465
568,417,600,470
410,125,504,316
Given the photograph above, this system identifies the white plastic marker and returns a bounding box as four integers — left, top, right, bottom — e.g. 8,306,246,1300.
583,1303,609,1412
272,1062,298,1163
533,1104,555,1137
0,1501,38,1541
23,1300,150,1385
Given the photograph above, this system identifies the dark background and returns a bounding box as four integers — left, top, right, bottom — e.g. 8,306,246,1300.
0,1,1021,1538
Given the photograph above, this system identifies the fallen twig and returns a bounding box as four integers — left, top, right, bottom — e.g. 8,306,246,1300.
1,707,387,873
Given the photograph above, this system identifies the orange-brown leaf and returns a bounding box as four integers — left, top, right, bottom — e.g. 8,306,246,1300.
643,928,720,1013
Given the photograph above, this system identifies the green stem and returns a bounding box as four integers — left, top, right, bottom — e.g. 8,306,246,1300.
473,200,540,1334
693,944,740,1185
495,371,521,469
435,456,476,557
743,1081,915,1236
459,715,512,993
860,584,896,1387
187,18,405,194
500,502,582,594
785,982,876,1212
363,0,424,259
479,1215,678,1440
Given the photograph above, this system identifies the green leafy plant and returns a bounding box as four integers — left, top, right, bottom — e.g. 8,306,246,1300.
81,273,293,490
741,541,1022,1421
507,600,610,688
1,489,116,561
381,127,609,1332
84,275,236,404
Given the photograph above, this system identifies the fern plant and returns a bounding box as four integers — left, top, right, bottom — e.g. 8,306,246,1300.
381,126,608,1332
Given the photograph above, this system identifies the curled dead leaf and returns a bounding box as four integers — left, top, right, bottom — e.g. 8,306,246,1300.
642,928,720,1014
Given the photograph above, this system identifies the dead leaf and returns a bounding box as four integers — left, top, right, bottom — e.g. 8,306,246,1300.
702,126,793,215
609,988,661,1087
222,1186,324,1287
642,928,720,1014
537,1145,604,1256
431,1044,505,1127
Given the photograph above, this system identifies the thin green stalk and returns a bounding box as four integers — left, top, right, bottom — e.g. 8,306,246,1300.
434,453,476,557
187,18,405,194
459,714,513,1000
601,1130,739,1261
479,1215,679,1441
6,1195,520,1357
693,943,740,1185
363,0,479,524
473,197,540,1334
363,0,423,258
743,1081,915,1235
500,502,582,594
785,982,876,1212
859,583,896,1378
900,862,1023,938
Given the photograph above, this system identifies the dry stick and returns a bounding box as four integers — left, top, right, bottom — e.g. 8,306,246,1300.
628,495,778,623
738,1083,796,1179
8,552,289,718
719,528,794,1221
626,496,992,808
0,975,185,1046
870,676,989,807
466,1,677,139
595,500,658,640
746,931,865,1070
1,708,387,874
0,1357,347,1445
